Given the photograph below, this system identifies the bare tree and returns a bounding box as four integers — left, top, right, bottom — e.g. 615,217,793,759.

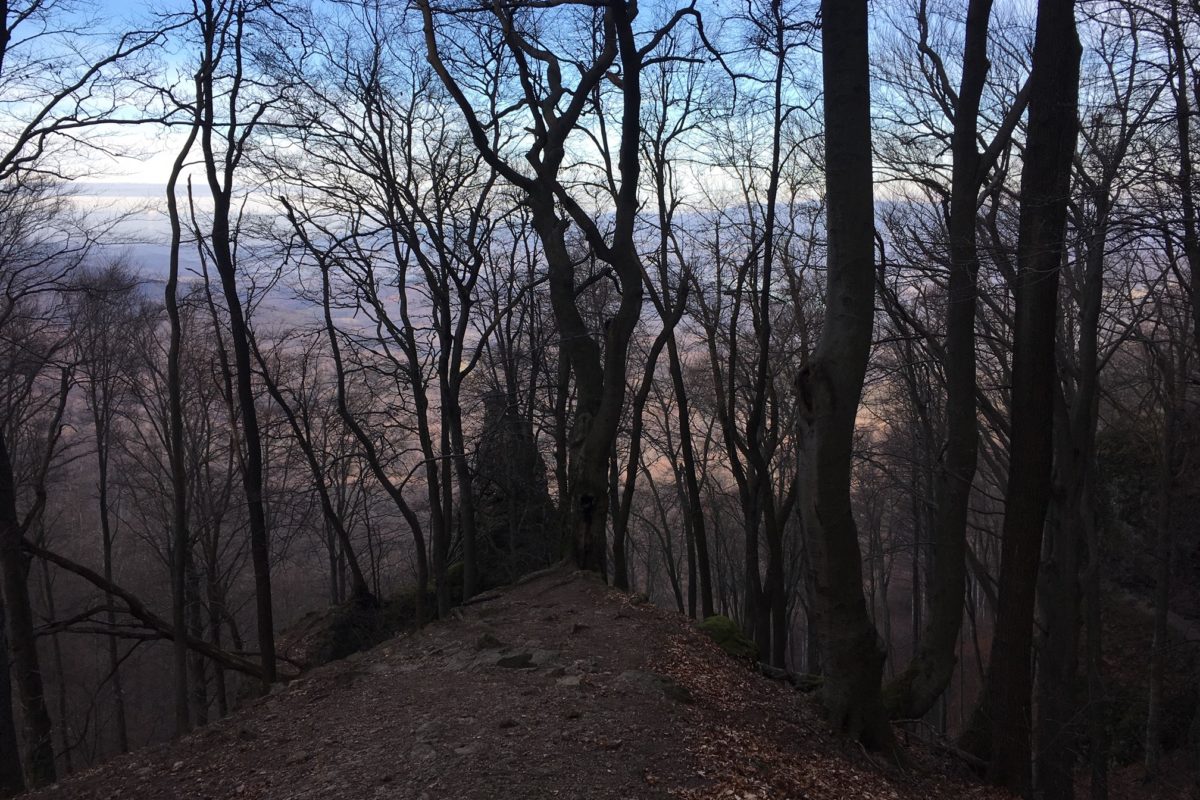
185,0,278,688
794,0,892,749
421,0,698,574
968,0,1081,790
67,260,155,752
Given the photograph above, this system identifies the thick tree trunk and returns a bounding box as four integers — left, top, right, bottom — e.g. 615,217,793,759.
1036,486,1083,800
533,197,641,577
408,347,448,617
0,431,55,786
1084,522,1107,800
1036,139,1115,800
0,601,24,797
744,506,768,659
796,0,892,750
972,0,1080,790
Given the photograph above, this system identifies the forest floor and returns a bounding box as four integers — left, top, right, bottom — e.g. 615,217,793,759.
30,569,1022,800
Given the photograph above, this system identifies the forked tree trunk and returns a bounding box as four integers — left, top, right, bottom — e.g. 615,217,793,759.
796,0,893,751
198,0,276,687
166,101,200,733
666,336,715,617
884,0,994,721
970,0,1080,791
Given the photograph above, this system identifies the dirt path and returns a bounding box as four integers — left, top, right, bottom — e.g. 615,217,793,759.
30,570,1010,800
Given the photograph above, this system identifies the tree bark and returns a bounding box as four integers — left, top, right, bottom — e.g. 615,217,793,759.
0,430,55,786
971,0,1080,790
421,0,649,578
166,97,201,733
1166,0,1200,356
666,336,715,617
0,600,25,797
198,0,276,687
1145,401,1176,778
884,0,994,722
796,0,892,750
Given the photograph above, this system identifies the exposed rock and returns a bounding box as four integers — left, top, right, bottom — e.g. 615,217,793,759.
495,652,534,668
472,391,560,587
475,632,503,650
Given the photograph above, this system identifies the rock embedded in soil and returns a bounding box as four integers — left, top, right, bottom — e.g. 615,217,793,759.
475,632,503,650
495,652,534,668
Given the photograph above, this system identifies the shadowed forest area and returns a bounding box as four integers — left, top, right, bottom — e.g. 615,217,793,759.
0,0,1198,797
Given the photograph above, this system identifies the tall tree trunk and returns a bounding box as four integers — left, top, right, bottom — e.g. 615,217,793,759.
614,327,674,590
884,0,994,721
448,402,478,599
1145,403,1176,778
532,194,641,577
796,0,892,750
1167,0,1200,355
970,0,1080,790
666,336,714,617
1036,136,1118,799
1084,515,1107,800
765,512,787,668
187,558,209,727
199,0,276,687
95,426,129,752
210,230,276,688
39,556,72,774
0,600,24,797
0,431,55,785
166,107,200,732
1036,476,1083,800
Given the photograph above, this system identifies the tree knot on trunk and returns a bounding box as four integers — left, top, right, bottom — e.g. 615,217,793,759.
794,360,832,424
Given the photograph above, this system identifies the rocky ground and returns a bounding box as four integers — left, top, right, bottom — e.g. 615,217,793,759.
30,569,1014,800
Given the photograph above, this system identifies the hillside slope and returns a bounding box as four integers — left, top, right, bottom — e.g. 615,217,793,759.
30,570,1009,800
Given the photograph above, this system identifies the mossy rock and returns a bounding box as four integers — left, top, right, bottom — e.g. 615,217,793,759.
697,615,759,661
